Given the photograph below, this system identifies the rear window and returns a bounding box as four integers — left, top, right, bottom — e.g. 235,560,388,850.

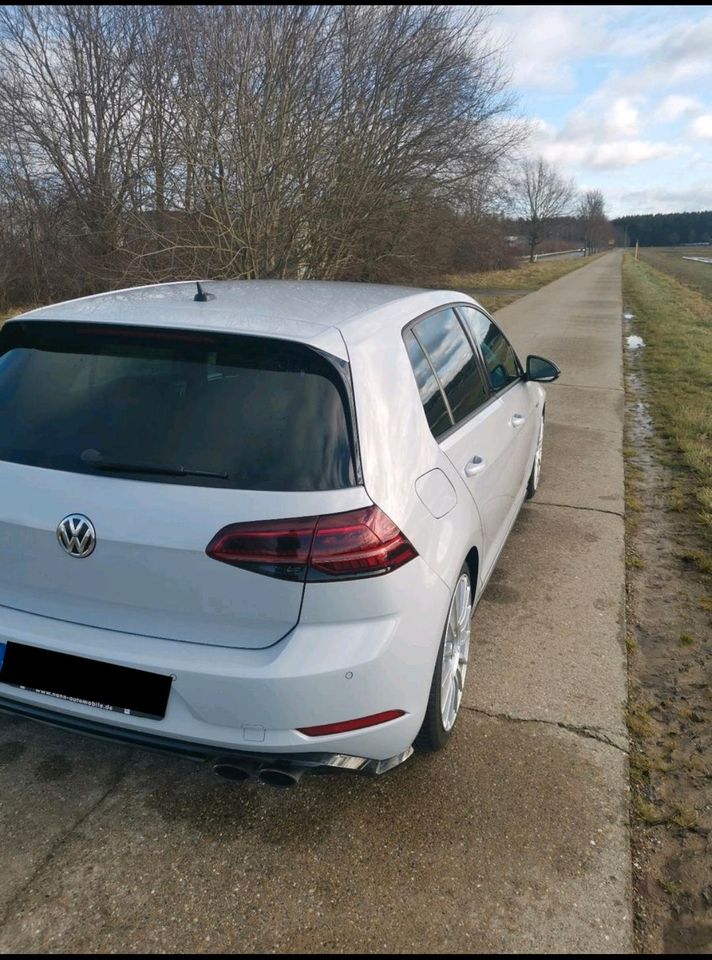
0,321,359,491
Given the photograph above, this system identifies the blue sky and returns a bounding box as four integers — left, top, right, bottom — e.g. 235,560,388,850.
492,5,712,217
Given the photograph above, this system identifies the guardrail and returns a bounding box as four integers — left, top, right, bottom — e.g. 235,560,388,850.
517,248,585,262
682,256,712,264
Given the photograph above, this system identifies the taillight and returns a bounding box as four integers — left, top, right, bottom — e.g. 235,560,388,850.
206,505,417,582
205,516,317,582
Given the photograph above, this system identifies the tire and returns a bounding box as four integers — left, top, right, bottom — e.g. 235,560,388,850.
525,411,545,500
415,563,472,752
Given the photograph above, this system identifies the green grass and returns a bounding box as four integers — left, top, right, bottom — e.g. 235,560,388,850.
623,254,712,570
442,253,605,313
635,797,666,824
637,246,712,300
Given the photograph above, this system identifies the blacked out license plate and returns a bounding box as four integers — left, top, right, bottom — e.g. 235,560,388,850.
0,641,172,720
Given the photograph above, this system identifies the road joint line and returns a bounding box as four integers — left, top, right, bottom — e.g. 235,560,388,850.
530,500,624,520
463,704,629,754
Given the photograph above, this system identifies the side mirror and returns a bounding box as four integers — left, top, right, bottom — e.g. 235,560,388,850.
526,355,560,382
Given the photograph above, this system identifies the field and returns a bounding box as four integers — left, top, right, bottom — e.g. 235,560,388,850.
636,245,712,300
443,252,604,312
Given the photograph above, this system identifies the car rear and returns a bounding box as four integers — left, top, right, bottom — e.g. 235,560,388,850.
0,313,449,770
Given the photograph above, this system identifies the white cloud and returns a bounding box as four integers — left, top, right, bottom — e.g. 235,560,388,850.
655,95,704,123
538,135,681,172
604,97,642,138
562,92,645,141
495,6,712,214
612,181,712,215
589,140,679,169
646,17,712,87
492,6,614,92
690,114,712,140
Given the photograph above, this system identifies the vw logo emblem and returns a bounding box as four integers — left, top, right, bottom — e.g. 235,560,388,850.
57,514,96,558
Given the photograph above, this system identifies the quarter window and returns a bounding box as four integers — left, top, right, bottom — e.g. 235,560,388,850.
403,329,451,438
459,306,520,392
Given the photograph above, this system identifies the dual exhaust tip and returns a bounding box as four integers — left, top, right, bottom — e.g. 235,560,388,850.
213,760,305,789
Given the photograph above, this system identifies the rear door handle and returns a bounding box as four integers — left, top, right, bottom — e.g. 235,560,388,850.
464,456,486,478
510,413,526,428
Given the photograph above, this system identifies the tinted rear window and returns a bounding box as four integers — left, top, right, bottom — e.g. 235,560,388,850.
0,322,358,491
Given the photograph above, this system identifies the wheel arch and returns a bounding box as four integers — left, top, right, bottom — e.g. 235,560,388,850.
464,545,480,597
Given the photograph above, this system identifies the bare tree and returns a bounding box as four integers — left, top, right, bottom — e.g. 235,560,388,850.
0,4,526,303
511,158,575,262
577,189,608,255
0,4,147,296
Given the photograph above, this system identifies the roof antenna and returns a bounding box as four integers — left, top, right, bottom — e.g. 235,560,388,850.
194,281,213,302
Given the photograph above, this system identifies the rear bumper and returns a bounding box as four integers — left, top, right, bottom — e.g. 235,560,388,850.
0,694,413,776
0,557,451,762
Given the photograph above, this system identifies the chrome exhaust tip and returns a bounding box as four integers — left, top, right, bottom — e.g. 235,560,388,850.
257,766,304,789
213,761,256,782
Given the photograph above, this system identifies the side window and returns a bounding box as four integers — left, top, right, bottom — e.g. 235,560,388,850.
403,329,452,438
412,308,489,428
459,306,521,392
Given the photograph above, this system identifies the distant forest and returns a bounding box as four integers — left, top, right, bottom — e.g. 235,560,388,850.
612,211,712,247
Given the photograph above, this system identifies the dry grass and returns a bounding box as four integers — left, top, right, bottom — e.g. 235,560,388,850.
0,305,33,328
635,797,667,825
441,252,605,312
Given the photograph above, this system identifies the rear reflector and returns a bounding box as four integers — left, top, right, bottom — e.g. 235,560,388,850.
296,710,406,737
206,505,417,581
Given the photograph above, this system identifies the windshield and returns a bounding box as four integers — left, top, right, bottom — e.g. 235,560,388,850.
0,321,358,491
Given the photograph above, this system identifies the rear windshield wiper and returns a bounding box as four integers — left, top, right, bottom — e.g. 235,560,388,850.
80,449,229,480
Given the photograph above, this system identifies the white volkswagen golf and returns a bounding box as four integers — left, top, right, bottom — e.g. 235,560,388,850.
0,281,558,787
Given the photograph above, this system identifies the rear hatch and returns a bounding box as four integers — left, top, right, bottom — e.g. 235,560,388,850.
0,320,368,649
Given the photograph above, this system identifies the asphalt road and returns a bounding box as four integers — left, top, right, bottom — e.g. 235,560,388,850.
0,252,631,953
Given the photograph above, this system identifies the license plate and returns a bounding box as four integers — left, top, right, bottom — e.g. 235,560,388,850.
0,642,172,720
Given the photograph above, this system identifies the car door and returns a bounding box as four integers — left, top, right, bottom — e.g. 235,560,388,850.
404,307,516,576
458,305,538,512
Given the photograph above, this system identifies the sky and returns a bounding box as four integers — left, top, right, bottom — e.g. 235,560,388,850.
492,4,712,217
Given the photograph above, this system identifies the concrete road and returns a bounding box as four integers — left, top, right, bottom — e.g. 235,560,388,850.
0,252,631,953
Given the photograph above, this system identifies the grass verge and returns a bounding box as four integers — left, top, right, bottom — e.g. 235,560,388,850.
623,254,712,567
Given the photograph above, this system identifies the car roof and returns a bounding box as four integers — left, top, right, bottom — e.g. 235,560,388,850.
13,280,475,358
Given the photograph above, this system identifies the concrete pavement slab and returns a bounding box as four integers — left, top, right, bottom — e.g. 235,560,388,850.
0,715,129,915
0,713,631,954
537,421,625,514
544,382,624,438
466,502,627,746
529,332,623,392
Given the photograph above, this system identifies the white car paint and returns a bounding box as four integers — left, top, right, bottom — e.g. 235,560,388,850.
0,280,551,769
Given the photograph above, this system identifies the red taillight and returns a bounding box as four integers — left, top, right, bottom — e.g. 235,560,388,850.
205,515,318,582
205,505,417,582
296,710,406,737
